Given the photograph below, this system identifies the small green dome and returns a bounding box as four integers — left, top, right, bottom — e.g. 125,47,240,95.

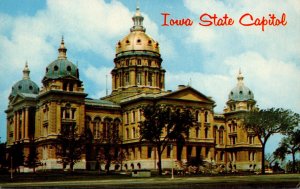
228,70,254,102
10,63,39,97
229,85,254,101
43,38,79,80
44,59,78,79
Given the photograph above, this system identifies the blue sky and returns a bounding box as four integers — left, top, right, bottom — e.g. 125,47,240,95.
0,0,299,156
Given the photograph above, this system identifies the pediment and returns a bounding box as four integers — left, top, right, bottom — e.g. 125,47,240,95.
162,87,214,104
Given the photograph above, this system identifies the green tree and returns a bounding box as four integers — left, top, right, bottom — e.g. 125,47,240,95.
0,142,7,170
242,108,299,174
274,129,300,173
94,118,123,174
139,105,195,175
24,139,41,173
56,123,85,172
8,142,25,173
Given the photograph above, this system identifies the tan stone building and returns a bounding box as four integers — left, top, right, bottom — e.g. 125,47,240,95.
5,7,262,172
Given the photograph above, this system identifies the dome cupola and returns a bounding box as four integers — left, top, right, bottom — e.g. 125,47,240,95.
10,62,39,97
43,38,79,82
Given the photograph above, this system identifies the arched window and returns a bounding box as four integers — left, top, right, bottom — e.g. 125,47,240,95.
204,111,208,122
205,127,208,138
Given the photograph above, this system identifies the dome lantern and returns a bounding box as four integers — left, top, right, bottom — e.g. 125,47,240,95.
23,61,30,80
130,6,146,32
58,37,67,60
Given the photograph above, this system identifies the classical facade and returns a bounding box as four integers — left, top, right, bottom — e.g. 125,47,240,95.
5,7,262,172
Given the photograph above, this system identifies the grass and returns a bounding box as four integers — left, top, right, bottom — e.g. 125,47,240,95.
0,171,299,188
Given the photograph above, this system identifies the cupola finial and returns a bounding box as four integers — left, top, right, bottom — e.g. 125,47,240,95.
58,36,67,59
237,68,244,86
23,61,30,80
130,1,146,32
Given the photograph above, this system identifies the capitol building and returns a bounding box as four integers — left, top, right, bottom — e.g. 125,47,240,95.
5,7,262,172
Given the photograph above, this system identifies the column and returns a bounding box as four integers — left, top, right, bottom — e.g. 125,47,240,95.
25,108,29,139
14,112,17,141
22,109,25,139
16,111,20,141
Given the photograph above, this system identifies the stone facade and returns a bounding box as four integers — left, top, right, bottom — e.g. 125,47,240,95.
5,7,262,172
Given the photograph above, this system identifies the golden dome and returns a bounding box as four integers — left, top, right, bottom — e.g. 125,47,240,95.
115,7,160,56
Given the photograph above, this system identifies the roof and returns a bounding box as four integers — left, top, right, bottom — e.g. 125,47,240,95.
85,98,120,108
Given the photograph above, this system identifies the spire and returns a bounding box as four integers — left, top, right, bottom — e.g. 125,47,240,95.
23,61,30,80
130,2,146,32
237,68,244,86
58,36,67,59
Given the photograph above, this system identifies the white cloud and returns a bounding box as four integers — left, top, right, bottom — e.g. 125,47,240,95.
83,66,112,98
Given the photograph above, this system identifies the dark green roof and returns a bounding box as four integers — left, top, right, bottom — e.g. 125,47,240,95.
44,59,79,80
11,79,39,97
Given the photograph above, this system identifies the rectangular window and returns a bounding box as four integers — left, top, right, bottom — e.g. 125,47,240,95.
167,145,171,158
132,111,136,123
147,147,152,158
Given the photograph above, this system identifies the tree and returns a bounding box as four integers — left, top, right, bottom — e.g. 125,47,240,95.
24,139,41,173
242,108,299,174
94,118,123,174
139,104,195,175
56,123,85,172
274,129,300,173
0,142,7,169
8,142,25,173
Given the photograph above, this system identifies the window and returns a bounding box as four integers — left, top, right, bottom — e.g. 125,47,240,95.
137,72,141,85
213,126,217,141
148,60,151,66
205,127,208,138
125,72,129,85
204,111,208,122
219,127,224,144
147,147,152,158
195,111,199,122
137,59,141,65
195,127,199,138
148,73,152,86
132,111,136,123
167,145,171,158
69,83,73,91
126,128,129,139
132,127,136,138
126,112,129,124
220,151,224,161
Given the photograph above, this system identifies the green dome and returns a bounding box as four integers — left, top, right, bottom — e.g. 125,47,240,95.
43,38,79,80
44,59,79,79
229,85,254,101
10,63,39,97
11,79,39,97
228,70,254,102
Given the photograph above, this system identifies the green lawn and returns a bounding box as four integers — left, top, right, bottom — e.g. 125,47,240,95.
0,172,299,188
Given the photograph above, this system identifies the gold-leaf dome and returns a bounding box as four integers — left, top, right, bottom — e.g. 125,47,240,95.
115,6,160,57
